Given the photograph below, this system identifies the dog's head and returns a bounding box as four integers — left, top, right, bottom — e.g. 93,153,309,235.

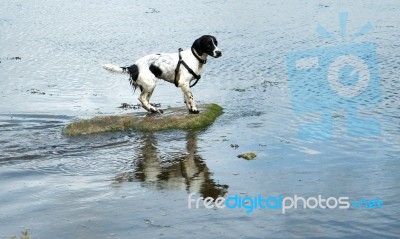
192,35,222,58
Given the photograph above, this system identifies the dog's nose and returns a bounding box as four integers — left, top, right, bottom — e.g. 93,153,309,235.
215,51,222,57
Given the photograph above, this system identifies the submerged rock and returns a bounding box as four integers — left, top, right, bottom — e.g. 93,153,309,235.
63,104,223,136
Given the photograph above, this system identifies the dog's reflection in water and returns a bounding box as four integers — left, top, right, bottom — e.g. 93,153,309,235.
115,132,228,199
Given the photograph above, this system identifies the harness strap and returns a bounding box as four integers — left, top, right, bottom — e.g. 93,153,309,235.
173,49,182,87
174,48,201,88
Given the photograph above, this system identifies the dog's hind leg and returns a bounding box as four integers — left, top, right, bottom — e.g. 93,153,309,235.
138,82,162,114
146,87,163,113
139,91,156,113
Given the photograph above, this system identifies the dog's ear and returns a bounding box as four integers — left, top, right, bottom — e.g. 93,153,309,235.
192,38,204,55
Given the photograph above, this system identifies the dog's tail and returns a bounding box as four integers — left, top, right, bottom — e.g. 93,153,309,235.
102,64,126,74
103,64,140,91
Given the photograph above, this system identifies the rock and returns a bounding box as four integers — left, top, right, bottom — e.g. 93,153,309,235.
63,104,223,136
237,152,257,160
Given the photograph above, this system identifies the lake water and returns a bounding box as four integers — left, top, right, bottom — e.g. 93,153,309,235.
1,0,399,238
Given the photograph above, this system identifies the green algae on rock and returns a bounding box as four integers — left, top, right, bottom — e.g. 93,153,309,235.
63,104,223,136
237,152,257,160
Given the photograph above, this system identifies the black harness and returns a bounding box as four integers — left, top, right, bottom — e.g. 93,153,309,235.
174,48,206,88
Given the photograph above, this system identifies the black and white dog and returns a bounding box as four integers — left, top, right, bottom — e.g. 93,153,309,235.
102,35,221,114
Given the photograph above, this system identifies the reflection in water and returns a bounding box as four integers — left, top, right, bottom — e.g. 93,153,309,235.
115,132,228,199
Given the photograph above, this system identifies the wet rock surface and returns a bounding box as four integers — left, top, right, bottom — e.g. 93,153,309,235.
63,104,223,136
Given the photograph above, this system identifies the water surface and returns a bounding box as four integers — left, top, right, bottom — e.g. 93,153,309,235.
1,0,399,238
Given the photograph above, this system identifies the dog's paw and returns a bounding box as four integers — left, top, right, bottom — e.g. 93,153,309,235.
150,108,163,114
189,109,200,114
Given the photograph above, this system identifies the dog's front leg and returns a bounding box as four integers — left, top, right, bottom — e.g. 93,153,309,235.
180,84,199,114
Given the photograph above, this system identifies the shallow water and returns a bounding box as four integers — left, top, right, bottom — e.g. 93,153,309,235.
1,0,400,238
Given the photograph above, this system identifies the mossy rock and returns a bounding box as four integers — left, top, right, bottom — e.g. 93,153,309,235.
63,104,223,136
237,152,257,160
